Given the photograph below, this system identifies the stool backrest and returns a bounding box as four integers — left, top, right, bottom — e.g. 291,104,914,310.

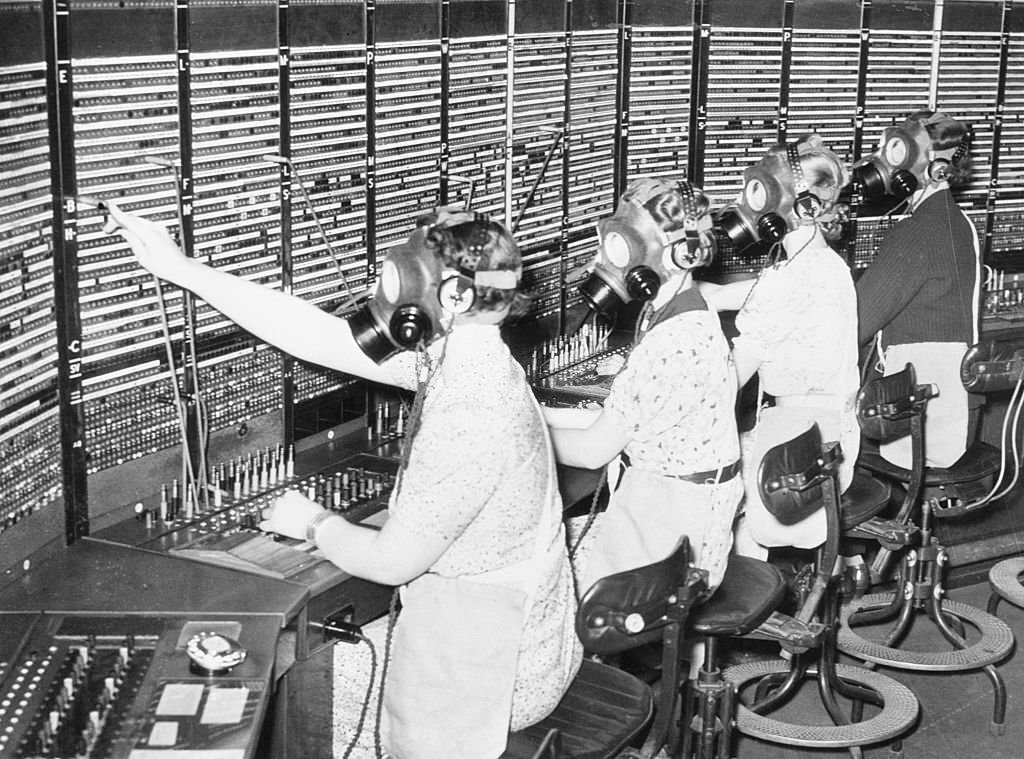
577,537,708,757
757,423,840,527
961,341,1024,395
577,537,705,655
758,423,842,624
955,341,1024,512
856,363,934,526
856,363,934,444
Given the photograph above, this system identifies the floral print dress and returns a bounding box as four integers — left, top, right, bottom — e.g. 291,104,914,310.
332,324,581,757
571,287,743,595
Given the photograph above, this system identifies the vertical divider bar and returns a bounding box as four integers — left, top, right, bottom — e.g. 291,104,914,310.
439,0,450,204
688,0,710,187
44,0,89,542
929,0,944,110
847,0,872,268
364,0,377,283
984,1,1012,261
852,0,871,162
778,0,794,143
174,0,205,496
504,0,515,226
277,0,294,447
559,0,573,335
612,0,632,199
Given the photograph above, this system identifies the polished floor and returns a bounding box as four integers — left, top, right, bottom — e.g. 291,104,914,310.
728,566,1024,759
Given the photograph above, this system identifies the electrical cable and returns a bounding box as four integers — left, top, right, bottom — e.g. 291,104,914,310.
81,190,204,516
140,155,211,513
262,154,361,312
512,127,564,235
151,275,202,516
337,632,380,759
353,333,451,757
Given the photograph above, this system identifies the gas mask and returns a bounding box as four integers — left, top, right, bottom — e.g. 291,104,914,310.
348,211,519,363
579,179,715,316
717,143,826,254
852,113,968,202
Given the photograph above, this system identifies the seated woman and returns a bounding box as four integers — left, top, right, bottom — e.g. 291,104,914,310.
706,133,858,558
545,177,743,596
106,203,581,758
853,110,979,469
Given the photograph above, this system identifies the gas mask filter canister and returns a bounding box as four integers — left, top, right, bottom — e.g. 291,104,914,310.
348,214,520,363
851,121,931,202
852,112,968,202
717,139,837,254
580,180,715,316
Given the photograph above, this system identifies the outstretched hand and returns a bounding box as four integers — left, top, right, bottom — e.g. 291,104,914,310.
259,489,325,542
595,353,625,376
103,201,190,283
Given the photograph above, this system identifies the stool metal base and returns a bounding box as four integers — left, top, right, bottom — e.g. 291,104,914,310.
988,557,1024,612
838,593,1014,670
724,659,918,748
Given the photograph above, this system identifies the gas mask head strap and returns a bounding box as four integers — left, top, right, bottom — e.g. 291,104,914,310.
677,180,698,229
429,210,519,293
668,179,707,267
919,112,969,183
786,142,823,221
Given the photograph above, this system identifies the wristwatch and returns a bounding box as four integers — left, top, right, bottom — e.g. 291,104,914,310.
305,509,337,544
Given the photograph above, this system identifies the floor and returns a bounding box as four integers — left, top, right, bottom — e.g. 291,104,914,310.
275,560,1024,759
727,569,1024,759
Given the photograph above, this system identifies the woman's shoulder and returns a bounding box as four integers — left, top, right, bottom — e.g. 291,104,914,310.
638,310,725,361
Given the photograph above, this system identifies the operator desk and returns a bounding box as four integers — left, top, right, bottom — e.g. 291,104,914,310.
0,540,308,759
84,423,603,626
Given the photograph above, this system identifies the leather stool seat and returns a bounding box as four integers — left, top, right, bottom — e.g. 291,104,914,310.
840,470,892,530
860,440,1001,505
502,659,653,758
690,555,786,638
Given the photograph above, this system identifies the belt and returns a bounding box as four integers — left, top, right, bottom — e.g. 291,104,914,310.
773,393,852,411
619,453,742,485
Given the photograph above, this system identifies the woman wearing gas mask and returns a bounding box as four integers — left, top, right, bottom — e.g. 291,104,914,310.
103,203,581,758
708,134,859,559
853,110,979,469
544,177,743,597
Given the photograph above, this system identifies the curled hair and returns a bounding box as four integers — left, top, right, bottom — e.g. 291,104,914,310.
795,134,849,208
420,212,529,318
621,177,717,268
907,109,972,188
791,134,850,240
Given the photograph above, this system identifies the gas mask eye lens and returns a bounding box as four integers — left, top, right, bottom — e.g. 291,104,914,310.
884,137,909,167
380,259,401,303
744,179,768,212
602,232,631,268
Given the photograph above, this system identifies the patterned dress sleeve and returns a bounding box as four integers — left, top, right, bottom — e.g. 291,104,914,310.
733,268,797,359
379,350,421,392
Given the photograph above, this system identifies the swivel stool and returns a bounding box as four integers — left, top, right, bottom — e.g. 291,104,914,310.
838,359,1015,736
504,537,706,759
721,423,919,759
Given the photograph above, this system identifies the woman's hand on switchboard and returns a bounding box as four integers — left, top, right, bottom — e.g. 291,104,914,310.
259,488,325,542
595,353,625,376
103,201,191,284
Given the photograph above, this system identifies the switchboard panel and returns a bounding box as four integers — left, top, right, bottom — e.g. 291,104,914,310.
5,0,1024,564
